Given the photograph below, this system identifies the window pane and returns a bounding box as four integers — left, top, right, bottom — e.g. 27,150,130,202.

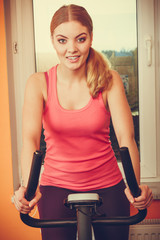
33,0,138,159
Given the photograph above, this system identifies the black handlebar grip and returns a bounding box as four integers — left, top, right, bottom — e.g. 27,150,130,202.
25,150,43,201
120,147,141,198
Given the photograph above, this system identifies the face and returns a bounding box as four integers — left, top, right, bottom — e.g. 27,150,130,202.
52,21,93,71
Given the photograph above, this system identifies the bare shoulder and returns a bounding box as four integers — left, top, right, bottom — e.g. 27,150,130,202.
102,70,120,108
103,70,124,100
26,72,46,87
106,70,125,98
110,70,123,88
25,72,47,100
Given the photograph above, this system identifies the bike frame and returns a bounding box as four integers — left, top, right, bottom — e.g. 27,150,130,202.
20,147,147,240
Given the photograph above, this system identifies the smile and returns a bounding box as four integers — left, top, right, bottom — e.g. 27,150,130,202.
67,56,80,61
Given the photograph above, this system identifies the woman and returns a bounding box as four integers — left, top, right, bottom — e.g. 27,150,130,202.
14,4,153,240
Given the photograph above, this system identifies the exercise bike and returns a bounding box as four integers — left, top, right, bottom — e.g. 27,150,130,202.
20,147,147,240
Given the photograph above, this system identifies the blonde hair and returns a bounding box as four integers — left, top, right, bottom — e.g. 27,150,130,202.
50,4,112,98
87,48,112,98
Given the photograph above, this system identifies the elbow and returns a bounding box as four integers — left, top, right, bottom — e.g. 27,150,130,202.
117,132,136,148
22,135,41,151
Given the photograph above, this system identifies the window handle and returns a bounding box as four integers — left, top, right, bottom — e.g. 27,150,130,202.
145,36,152,66
13,42,18,54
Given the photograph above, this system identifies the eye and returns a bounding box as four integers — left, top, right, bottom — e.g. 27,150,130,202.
77,37,86,43
57,39,67,44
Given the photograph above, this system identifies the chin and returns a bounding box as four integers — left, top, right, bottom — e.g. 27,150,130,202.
65,61,86,71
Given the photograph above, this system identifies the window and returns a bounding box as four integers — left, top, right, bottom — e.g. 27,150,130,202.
4,0,160,191
137,0,159,181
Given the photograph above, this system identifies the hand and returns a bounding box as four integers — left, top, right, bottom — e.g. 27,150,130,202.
125,185,153,210
13,186,42,214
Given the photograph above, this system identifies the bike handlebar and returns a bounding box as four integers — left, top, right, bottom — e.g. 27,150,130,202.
20,147,147,228
25,151,43,201
120,147,141,198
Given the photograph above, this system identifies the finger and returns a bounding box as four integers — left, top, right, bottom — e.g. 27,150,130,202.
137,185,152,201
134,193,152,206
137,185,152,199
14,199,31,213
133,193,153,209
13,196,21,211
133,187,153,209
14,202,33,214
15,194,30,209
124,187,135,204
14,194,32,213
29,191,42,208
20,197,30,206
15,187,29,205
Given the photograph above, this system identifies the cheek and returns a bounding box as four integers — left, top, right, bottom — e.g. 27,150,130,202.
54,46,66,56
81,44,91,56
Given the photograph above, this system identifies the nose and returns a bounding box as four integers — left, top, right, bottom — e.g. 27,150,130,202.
67,40,78,53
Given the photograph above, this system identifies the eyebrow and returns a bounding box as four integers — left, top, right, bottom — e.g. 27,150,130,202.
55,33,87,39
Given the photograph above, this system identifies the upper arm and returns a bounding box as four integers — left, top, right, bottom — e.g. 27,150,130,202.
107,70,134,146
22,73,45,146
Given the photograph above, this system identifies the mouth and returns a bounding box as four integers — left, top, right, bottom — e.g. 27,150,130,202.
66,55,80,62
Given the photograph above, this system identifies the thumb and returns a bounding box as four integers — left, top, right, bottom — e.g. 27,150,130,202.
124,187,135,204
29,191,42,208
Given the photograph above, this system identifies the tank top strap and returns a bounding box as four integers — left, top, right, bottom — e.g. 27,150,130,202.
44,65,57,108
44,71,49,95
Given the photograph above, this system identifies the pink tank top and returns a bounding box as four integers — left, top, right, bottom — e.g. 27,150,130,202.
40,65,122,191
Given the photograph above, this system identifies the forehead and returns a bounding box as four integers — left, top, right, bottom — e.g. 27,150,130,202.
53,21,89,37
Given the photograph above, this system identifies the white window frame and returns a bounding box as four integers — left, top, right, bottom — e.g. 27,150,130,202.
4,0,36,190
4,0,160,192
137,0,160,183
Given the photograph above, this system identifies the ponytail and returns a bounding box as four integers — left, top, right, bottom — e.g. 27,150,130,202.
86,48,113,98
